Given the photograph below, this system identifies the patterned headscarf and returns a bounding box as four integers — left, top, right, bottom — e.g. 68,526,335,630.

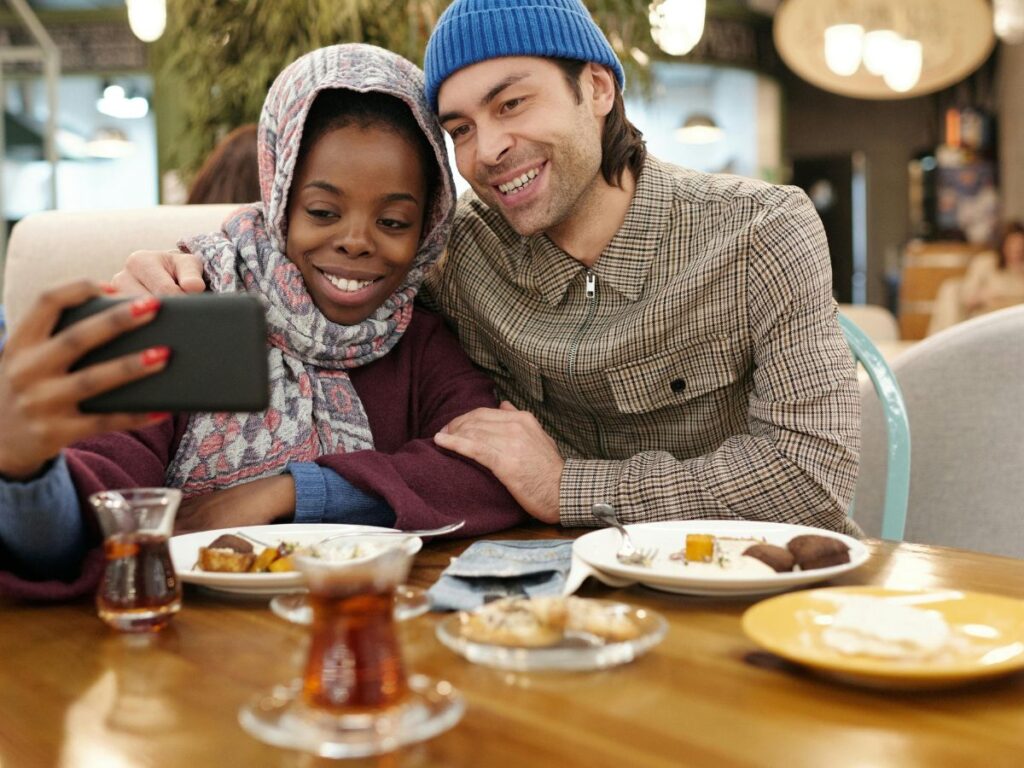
165,44,456,498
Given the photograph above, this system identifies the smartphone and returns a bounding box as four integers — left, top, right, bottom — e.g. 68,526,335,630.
56,294,269,413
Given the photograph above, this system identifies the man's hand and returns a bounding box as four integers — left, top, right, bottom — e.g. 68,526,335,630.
434,401,563,523
174,475,296,534
111,249,207,295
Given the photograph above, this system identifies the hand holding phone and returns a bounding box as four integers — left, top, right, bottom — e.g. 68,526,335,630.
56,293,269,413
0,282,170,480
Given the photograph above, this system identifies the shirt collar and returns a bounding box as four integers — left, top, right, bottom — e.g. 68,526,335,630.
519,157,673,305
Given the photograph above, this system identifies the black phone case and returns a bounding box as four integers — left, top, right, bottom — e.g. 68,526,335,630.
56,295,269,413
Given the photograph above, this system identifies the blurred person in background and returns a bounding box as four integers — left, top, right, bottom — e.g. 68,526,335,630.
963,221,1024,315
929,221,1024,335
186,124,261,205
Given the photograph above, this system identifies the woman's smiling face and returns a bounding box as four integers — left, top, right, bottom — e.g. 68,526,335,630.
285,123,427,326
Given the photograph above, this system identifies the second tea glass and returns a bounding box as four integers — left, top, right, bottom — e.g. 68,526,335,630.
239,535,464,758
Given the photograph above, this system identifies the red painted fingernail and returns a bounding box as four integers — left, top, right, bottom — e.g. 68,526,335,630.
99,282,118,295
130,296,161,317
148,412,171,422
141,346,171,366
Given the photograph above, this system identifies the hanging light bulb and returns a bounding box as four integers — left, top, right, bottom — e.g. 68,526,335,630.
125,0,167,43
862,29,902,76
675,113,723,144
824,24,864,76
994,0,1024,44
883,38,923,92
649,0,706,57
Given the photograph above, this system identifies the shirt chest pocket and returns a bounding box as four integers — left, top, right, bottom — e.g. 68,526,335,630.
477,327,545,403
605,337,740,414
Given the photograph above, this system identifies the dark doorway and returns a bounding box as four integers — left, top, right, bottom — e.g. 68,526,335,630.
791,153,867,304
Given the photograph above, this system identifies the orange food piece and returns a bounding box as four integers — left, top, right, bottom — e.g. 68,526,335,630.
685,534,716,563
250,547,279,573
268,555,294,572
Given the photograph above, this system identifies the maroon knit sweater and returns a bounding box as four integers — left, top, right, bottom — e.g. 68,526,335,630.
0,309,524,601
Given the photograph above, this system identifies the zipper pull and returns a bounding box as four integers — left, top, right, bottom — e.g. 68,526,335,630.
585,271,596,299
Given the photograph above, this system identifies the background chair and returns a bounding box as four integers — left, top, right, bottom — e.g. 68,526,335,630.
2,205,237,333
853,305,1024,558
839,314,910,541
838,303,900,343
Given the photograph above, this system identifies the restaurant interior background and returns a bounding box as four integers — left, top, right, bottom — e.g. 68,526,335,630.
2,0,1023,339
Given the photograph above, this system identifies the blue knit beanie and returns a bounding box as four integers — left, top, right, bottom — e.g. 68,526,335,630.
424,0,625,111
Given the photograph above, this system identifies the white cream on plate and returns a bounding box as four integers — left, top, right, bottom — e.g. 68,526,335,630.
309,540,395,562
821,596,952,660
670,538,776,578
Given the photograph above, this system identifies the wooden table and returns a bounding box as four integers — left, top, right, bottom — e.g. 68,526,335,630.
3,524,1024,768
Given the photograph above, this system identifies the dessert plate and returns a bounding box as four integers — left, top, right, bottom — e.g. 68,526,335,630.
742,586,1024,689
573,520,868,597
436,599,667,671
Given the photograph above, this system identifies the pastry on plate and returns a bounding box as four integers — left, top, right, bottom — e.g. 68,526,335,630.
197,533,256,573
458,597,566,647
457,597,641,647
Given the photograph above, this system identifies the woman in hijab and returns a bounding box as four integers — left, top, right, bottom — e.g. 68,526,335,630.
0,45,523,600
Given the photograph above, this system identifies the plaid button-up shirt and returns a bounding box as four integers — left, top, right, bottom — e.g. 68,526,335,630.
425,157,861,536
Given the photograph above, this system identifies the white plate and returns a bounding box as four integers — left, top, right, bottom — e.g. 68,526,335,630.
573,520,868,597
169,524,423,596
435,599,668,671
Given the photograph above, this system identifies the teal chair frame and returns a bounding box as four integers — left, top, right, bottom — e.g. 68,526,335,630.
839,314,910,541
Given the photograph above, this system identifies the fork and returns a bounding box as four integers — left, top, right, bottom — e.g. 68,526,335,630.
590,503,657,567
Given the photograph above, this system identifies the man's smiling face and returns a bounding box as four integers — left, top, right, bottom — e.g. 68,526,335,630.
438,56,606,237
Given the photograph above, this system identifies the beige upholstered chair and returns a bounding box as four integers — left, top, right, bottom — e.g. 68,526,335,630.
854,304,1024,558
2,205,237,333
838,303,900,343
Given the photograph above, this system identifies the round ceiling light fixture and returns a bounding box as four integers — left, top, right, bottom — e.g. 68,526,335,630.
649,0,706,57
675,113,723,144
774,0,995,100
125,0,167,43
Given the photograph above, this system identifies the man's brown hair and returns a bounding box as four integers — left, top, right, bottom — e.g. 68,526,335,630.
553,58,646,189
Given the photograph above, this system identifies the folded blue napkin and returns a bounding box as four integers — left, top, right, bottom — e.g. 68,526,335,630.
427,539,574,612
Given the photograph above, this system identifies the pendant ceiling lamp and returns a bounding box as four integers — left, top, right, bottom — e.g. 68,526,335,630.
675,113,723,144
125,0,166,43
774,0,995,99
994,0,1024,44
649,0,706,57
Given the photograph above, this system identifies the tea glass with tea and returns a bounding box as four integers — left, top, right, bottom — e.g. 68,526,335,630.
239,535,464,758
89,488,182,632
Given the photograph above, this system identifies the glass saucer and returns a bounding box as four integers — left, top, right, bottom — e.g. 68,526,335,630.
269,584,430,625
436,599,668,672
239,674,464,758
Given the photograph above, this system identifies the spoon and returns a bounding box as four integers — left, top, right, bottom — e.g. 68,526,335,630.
233,520,466,550
317,520,466,545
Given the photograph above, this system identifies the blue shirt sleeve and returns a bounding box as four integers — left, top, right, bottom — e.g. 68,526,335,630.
0,454,88,575
286,462,396,528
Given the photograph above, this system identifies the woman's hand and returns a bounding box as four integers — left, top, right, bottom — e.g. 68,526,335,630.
173,475,296,534
0,281,170,480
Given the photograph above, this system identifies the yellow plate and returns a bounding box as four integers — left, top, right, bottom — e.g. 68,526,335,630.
742,586,1024,689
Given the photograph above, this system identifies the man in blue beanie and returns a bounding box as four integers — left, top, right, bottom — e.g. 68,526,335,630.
422,0,860,536
117,0,860,537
